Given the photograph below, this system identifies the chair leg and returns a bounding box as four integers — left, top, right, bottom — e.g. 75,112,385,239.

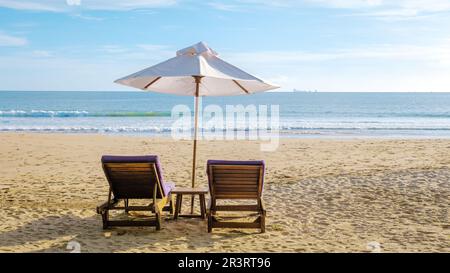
260,210,266,233
101,210,109,230
174,194,182,220
207,211,213,233
199,194,206,219
169,195,175,215
155,211,162,230
178,195,183,213
124,199,129,214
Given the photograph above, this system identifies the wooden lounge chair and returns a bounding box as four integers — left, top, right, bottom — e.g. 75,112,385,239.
206,160,266,233
96,155,175,230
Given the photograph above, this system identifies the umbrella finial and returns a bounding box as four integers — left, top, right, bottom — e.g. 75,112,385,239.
176,41,218,57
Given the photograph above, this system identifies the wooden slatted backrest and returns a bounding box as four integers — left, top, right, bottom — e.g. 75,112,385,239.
102,162,163,199
208,164,264,200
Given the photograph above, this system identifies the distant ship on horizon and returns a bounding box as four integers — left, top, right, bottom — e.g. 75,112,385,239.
293,89,318,92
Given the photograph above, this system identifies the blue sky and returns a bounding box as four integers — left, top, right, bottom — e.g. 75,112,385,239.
0,0,450,92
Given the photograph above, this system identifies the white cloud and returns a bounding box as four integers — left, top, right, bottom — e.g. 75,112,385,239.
2,41,450,92
234,0,300,8
393,0,450,13
225,42,450,65
2,0,450,16
208,0,450,20
84,0,177,11
330,0,450,20
238,0,450,11
0,0,177,12
305,0,383,9
97,44,174,60
0,0,62,12
2,0,449,21
220,41,450,92
0,32,28,46
207,2,242,11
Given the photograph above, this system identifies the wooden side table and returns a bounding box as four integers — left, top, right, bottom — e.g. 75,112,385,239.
171,187,209,219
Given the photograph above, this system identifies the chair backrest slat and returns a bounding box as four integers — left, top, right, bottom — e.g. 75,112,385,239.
103,163,158,199
207,161,265,200
101,155,167,200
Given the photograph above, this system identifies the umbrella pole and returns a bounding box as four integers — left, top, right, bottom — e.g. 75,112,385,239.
191,76,202,214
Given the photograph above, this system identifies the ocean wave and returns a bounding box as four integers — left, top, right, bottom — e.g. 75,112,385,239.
279,126,450,131
0,127,173,133
2,126,450,134
2,109,450,119
281,111,450,118
0,110,171,118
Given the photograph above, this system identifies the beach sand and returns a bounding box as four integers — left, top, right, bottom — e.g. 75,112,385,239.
0,133,449,252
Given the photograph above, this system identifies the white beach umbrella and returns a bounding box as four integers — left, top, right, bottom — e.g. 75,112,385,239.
115,42,279,212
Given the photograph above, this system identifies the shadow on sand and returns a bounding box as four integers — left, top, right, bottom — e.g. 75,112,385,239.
0,210,259,253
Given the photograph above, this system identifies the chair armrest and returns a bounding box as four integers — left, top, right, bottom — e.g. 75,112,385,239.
165,181,176,196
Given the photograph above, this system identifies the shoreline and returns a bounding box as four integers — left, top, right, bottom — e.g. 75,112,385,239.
2,131,450,140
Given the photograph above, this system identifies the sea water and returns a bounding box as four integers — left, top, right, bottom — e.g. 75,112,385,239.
1,91,450,138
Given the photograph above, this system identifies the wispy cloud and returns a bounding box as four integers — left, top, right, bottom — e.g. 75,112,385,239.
329,0,450,20
219,39,450,91
99,45,129,54
96,44,174,61
70,13,104,21
207,0,450,20
207,2,242,12
0,43,174,91
207,0,382,9
311,0,450,21
304,0,383,9
2,0,449,21
0,0,177,12
81,0,178,11
0,0,63,12
0,32,28,46
225,41,450,66
2,40,450,92
241,0,450,12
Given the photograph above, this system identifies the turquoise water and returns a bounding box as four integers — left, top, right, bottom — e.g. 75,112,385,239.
1,91,450,138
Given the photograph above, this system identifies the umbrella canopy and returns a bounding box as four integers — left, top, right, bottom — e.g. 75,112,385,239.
115,42,279,214
114,41,278,96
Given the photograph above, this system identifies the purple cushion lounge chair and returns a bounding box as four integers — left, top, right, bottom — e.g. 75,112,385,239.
96,155,175,230
206,160,266,233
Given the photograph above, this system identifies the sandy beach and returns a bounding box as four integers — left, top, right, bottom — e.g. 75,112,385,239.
0,133,448,252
